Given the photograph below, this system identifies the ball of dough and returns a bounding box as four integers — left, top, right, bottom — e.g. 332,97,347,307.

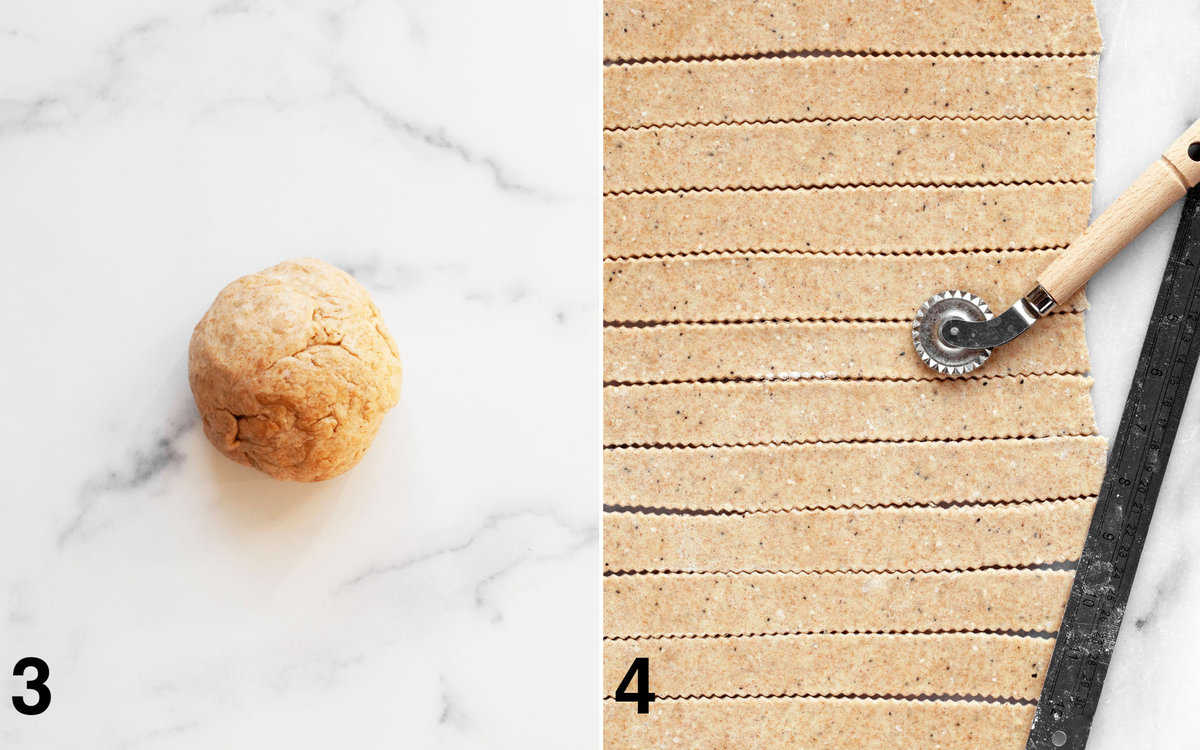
188,258,402,482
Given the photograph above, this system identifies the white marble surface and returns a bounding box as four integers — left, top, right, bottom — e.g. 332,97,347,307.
0,1,598,747
1085,1,1200,747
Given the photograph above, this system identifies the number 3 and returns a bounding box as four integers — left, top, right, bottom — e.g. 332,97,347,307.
12,657,51,716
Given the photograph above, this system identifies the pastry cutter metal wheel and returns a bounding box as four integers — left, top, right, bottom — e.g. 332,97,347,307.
913,118,1200,375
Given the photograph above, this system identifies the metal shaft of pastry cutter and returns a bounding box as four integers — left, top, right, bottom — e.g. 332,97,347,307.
940,117,1200,352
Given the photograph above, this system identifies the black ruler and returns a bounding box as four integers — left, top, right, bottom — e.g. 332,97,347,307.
1026,186,1200,749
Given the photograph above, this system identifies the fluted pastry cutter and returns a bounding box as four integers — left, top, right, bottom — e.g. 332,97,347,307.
913,118,1200,375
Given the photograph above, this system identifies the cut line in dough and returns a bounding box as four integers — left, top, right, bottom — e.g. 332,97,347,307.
604,183,1091,257
604,55,1098,129
604,374,1097,446
603,696,1034,750
604,569,1074,637
603,633,1054,700
603,119,1094,193
603,499,1096,573
603,314,1089,383
604,0,1102,61
604,436,1107,511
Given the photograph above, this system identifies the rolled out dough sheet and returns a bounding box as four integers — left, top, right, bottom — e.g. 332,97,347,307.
604,119,1093,193
605,374,1096,446
604,633,1054,699
604,499,1095,573
604,184,1091,257
604,56,1098,129
604,436,1107,511
603,1,1104,743
604,250,1088,323
604,0,1101,60
604,697,1034,750
604,569,1074,637
604,314,1090,383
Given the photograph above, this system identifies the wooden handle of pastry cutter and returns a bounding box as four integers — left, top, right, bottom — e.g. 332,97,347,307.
1039,117,1200,305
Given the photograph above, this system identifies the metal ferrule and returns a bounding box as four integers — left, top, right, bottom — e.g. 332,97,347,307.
1021,283,1057,318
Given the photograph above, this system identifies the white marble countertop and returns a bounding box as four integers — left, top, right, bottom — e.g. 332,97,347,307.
3,0,1200,747
0,1,598,747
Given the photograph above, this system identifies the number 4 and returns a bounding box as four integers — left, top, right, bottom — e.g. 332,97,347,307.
614,657,656,714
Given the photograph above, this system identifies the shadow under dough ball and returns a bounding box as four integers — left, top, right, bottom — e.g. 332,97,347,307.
188,258,403,482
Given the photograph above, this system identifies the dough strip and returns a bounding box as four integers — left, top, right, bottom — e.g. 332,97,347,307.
604,696,1034,750
604,569,1074,637
605,184,1091,258
604,55,1098,129
605,250,1089,323
604,436,1107,511
604,499,1096,573
604,119,1094,193
605,0,1101,61
604,374,1097,445
604,632,1054,700
604,314,1089,383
